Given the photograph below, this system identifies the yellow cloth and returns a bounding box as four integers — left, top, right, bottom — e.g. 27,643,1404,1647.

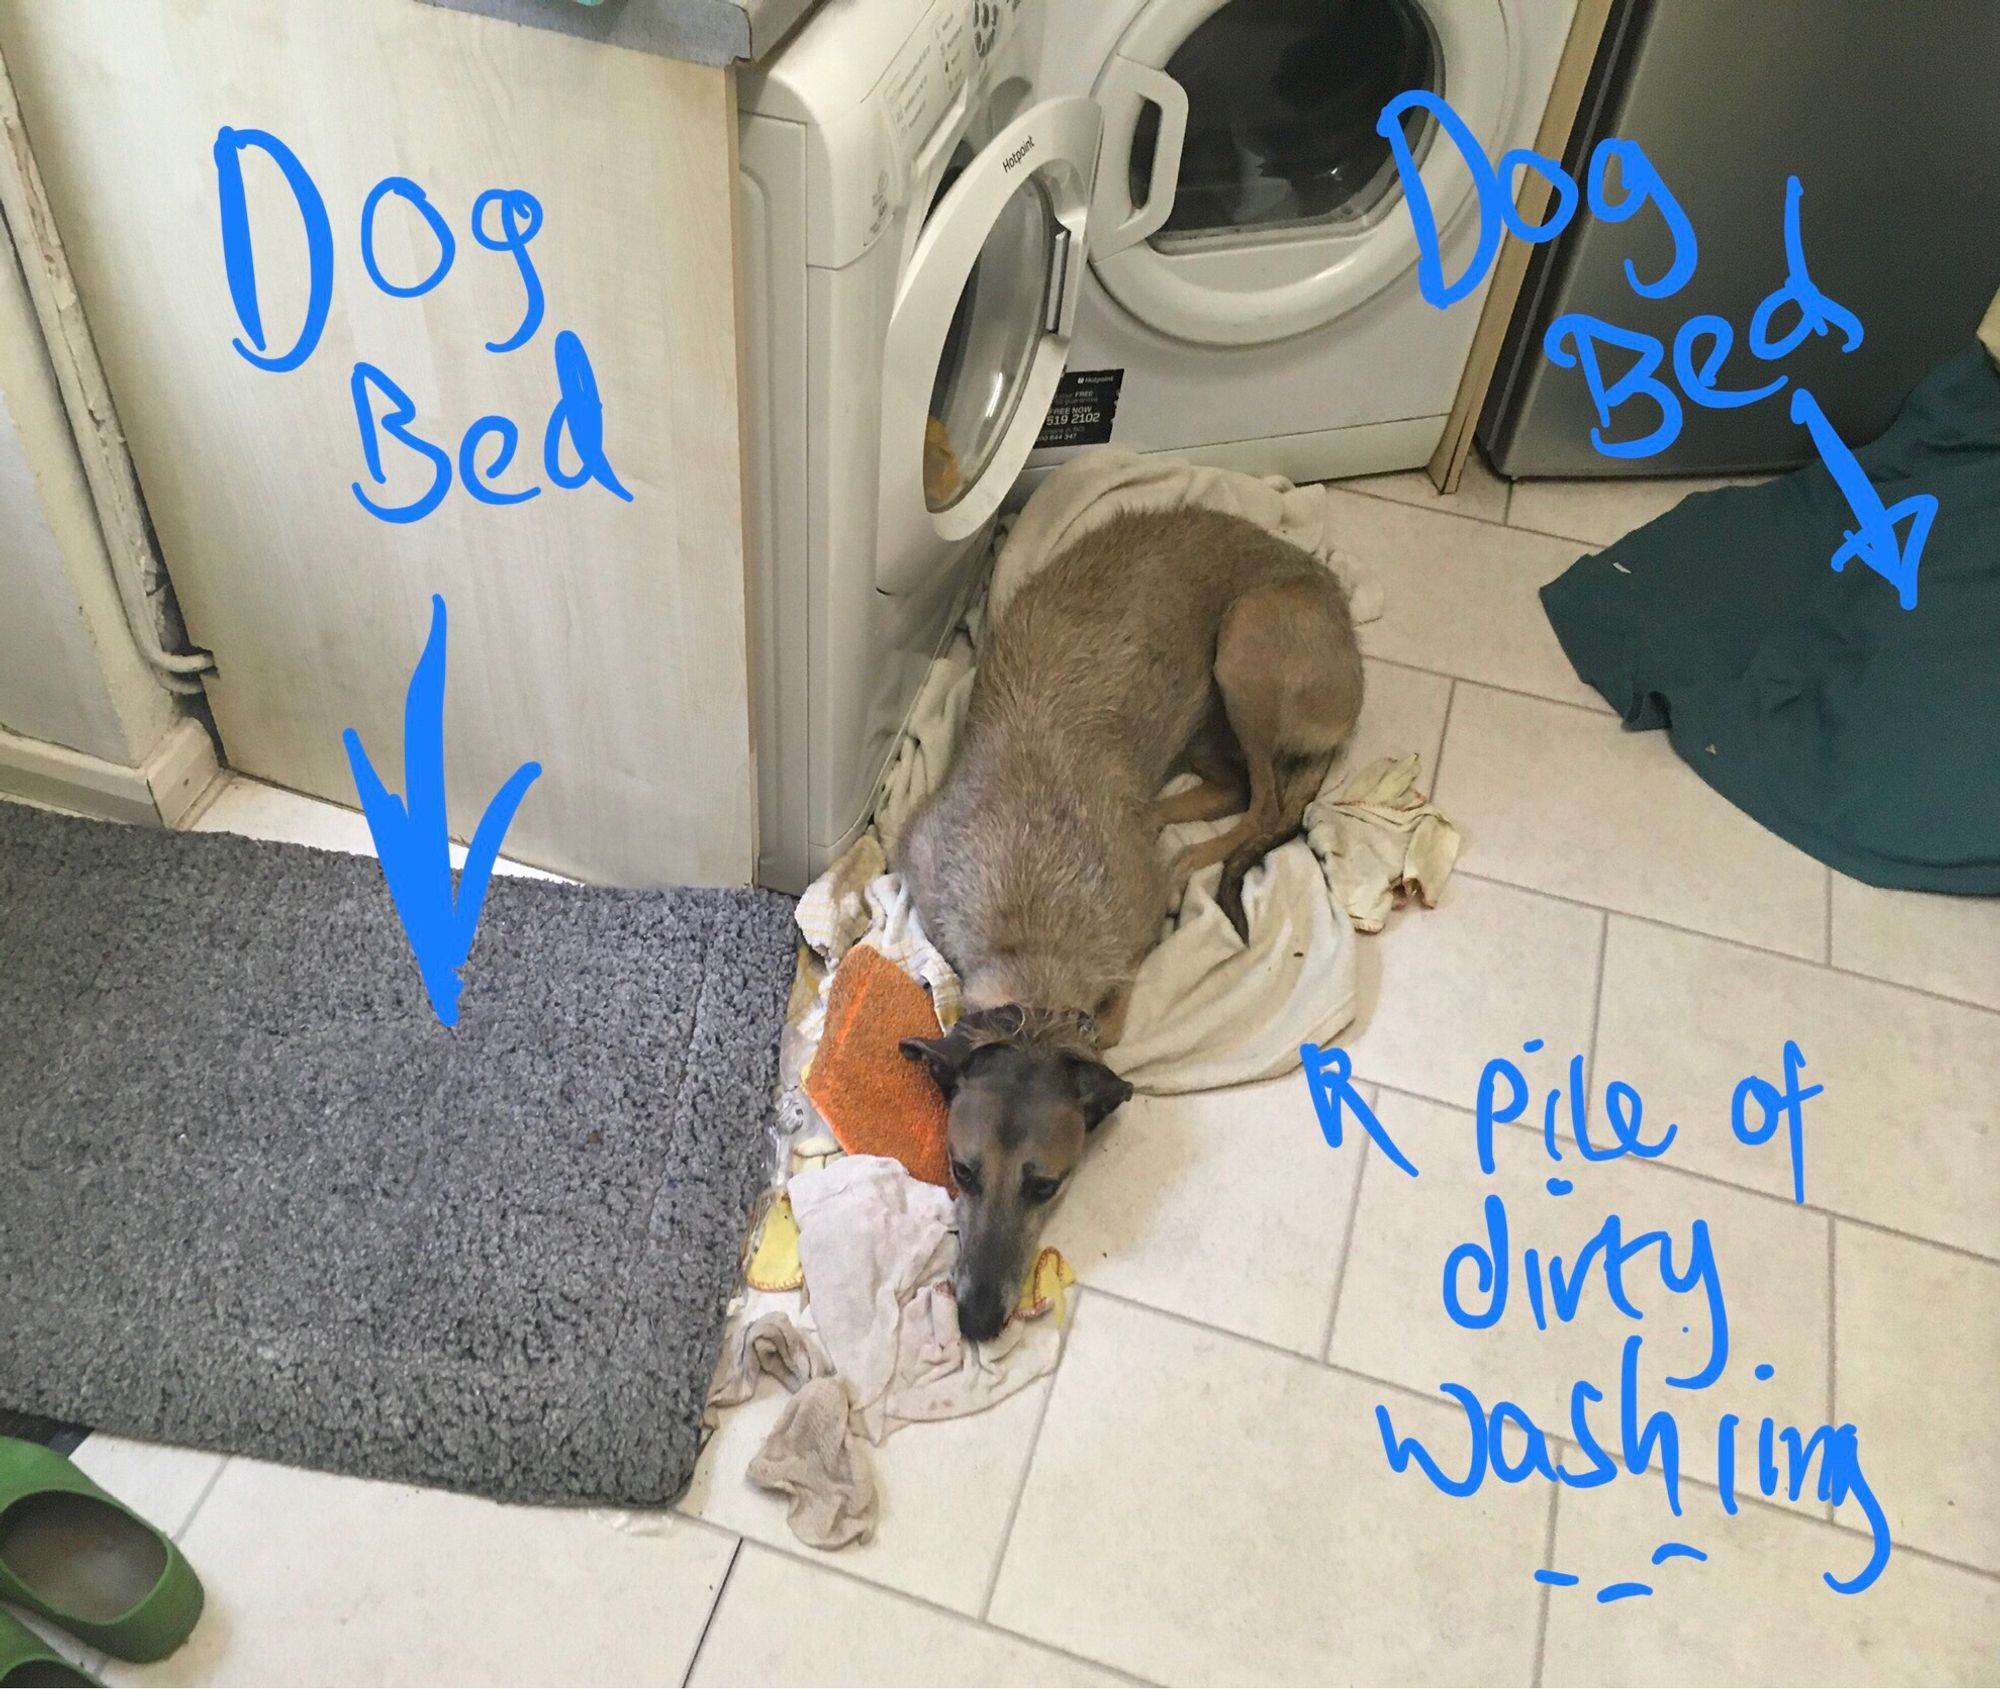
748,1193,804,1292
1018,1247,1077,1325
748,1195,1075,1325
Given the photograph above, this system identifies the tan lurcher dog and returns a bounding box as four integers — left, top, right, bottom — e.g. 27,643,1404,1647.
897,507,1363,1339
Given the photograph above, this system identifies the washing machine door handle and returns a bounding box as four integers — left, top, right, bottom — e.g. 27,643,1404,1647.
1089,55,1189,260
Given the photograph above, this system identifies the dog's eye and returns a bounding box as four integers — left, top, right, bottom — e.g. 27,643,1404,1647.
949,1158,980,1194
1021,1173,1062,1206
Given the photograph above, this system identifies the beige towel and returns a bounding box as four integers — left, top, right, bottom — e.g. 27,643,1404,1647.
986,447,1387,626
707,1312,879,1551
1307,754,1464,934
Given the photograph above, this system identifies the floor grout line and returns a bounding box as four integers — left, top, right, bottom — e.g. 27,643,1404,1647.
1668,1465,2000,1583
1330,471,1664,557
1530,1478,1561,1686
1083,1282,1451,1417
1581,908,1610,1099
1451,868,2000,1019
1430,678,1460,796
1316,1129,1374,1362
1359,487,1659,557
1361,653,1614,722
1451,868,1826,970
680,1536,742,1689
679,1510,1151,1686
1825,1222,1840,1491
173,1454,231,1542
979,1285,1080,1624
1363,1074,2000,1267
1057,1283,2000,1588
1502,516,1629,549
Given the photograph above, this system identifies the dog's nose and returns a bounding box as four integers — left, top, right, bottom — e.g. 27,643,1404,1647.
957,1283,1008,1344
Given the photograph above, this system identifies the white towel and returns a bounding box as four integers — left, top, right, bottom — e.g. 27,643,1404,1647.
788,1155,1062,1442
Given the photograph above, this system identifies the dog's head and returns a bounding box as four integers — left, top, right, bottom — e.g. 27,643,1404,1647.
900,1006,1132,1342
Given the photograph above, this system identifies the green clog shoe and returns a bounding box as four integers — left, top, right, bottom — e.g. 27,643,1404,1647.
0,1439,202,1664
0,1606,98,1687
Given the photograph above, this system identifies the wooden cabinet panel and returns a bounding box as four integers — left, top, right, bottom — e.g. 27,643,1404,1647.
0,0,754,885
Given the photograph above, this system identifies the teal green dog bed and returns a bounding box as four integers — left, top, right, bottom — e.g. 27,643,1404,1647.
1540,344,2000,894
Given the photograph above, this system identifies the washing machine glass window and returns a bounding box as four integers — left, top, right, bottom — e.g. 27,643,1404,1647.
924,173,1059,512
1134,0,1440,249
1085,0,1507,347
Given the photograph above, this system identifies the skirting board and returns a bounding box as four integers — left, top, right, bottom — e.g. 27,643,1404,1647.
0,715,220,828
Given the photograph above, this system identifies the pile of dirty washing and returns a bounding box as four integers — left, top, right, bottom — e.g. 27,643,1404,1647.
699,449,1465,1548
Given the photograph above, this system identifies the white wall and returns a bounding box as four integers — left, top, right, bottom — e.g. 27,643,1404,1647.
0,234,180,768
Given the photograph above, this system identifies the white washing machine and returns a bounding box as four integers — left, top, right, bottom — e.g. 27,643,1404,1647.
1019,0,1577,488
738,0,1102,893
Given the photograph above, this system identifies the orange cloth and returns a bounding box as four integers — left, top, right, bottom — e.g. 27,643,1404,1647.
804,946,953,1190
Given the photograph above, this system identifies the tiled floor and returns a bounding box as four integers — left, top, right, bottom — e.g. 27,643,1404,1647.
52,464,1998,1686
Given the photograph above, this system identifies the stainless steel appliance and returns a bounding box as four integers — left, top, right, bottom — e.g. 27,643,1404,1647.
1480,0,2000,477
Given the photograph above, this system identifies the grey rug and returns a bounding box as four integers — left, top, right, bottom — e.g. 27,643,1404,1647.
0,802,796,1506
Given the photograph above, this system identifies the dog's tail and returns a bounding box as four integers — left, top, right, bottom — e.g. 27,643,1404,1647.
1215,751,1336,941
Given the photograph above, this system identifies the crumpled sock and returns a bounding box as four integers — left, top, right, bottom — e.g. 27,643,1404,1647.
1304,752,1463,933
746,1376,878,1550
708,1310,829,1408
706,1311,882,1549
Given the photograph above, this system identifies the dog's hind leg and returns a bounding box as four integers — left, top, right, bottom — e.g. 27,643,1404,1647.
1167,728,1283,897
1154,697,1247,828
1191,576,1363,937
1155,777,1246,827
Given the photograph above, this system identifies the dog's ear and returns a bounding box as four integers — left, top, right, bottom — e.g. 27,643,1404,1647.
1068,1056,1134,1131
899,1023,979,1099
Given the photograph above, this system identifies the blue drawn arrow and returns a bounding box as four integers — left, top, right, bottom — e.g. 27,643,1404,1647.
343,593,541,1026
1790,385,1935,611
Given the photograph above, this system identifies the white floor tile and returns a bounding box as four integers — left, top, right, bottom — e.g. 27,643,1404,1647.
111,1458,735,1687
1331,1093,1831,1509
989,1294,1547,1685
70,1436,225,1540
1436,685,1827,957
1346,656,1454,782
1324,488,1609,709
1834,1225,2000,1573
1830,874,2000,1012
1508,475,1766,549
1342,872,1604,1116
1046,1074,1364,1356
687,1545,1126,1687
190,777,559,879
1542,1472,2000,1686
679,1360,1050,1615
1339,446,1512,526
1595,918,2000,1258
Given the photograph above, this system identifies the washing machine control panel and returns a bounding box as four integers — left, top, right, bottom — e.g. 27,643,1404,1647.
804,0,1029,270
882,0,973,178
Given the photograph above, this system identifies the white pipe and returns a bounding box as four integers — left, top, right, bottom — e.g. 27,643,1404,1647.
0,43,211,692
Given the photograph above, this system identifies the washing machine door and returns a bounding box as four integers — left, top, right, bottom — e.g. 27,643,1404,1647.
1087,0,1512,347
875,94,1103,596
